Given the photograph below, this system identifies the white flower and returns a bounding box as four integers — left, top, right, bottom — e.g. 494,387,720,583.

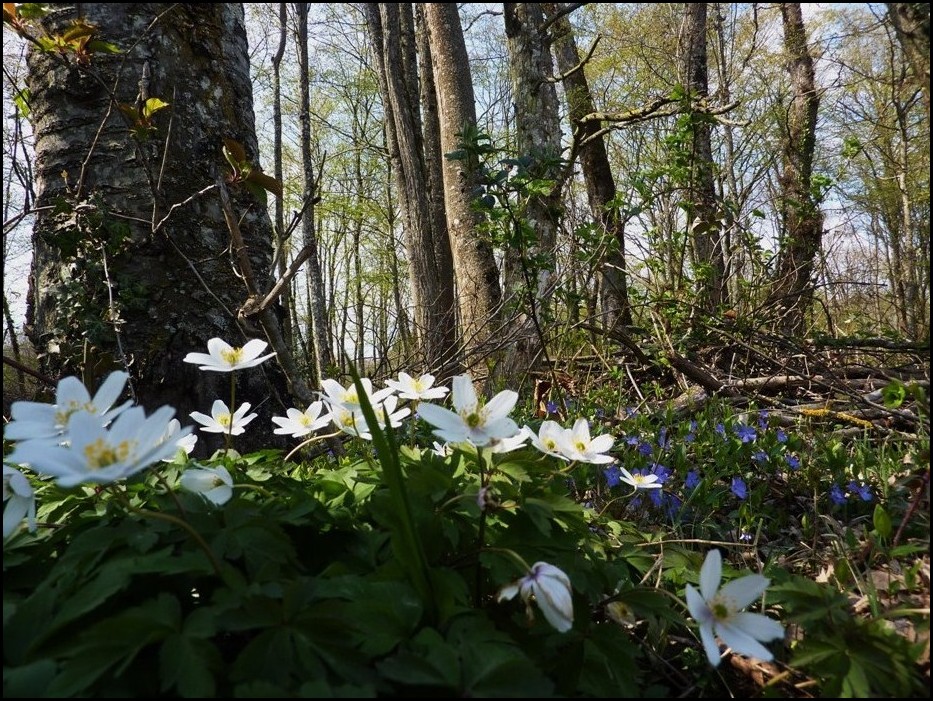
160,418,198,461
557,418,615,464
4,370,132,441
5,406,184,487
180,466,233,506
271,401,331,438
3,466,37,539
385,372,449,401
416,374,519,447
497,561,574,633
330,406,373,440
616,465,663,490
431,441,452,458
685,549,784,667
488,425,532,454
526,421,572,461
190,400,257,436
320,377,394,412
182,338,275,372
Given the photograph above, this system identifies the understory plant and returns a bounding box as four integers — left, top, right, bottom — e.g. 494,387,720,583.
2,339,928,698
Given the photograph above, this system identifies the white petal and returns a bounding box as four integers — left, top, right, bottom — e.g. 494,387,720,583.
720,574,771,610
587,433,615,454
685,584,711,624
715,621,775,662
483,390,518,421
699,623,722,667
497,582,520,602
451,375,478,413
730,611,784,642
240,338,269,361
91,371,130,412
417,402,464,433
699,550,722,601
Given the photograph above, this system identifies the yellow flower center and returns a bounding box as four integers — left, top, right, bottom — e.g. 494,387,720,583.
544,438,557,450
465,412,482,428
299,414,312,426
55,400,97,426
84,437,135,469
633,474,649,484
217,413,232,428
711,597,732,621
221,347,244,365
575,441,587,453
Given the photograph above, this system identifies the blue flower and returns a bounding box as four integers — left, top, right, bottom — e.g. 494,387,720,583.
684,431,696,444
731,476,748,500
604,466,621,488
625,435,640,446
785,454,800,470
624,407,638,418
647,483,665,507
546,400,558,415
734,424,757,443
829,484,847,505
757,410,769,430
715,423,726,437
849,481,873,502
664,493,683,520
739,530,753,543
638,441,653,457
595,407,605,419
776,429,788,444
752,450,768,463
650,462,672,483
685,470,701,490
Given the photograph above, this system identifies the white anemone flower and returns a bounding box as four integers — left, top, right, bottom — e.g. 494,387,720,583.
320,377,394,412
488,425,532,454
557,418,615,464
329,405,372,440
180,466,234,506
526,421,572,461
497,561,574,633
431,441,452,458
416,374,519,448
4,370,132,441
384,372,449,401
5,406,184,487
617,465,663,490
3,466,37,539
160,418,198,461
271,401,332,438
373,394,411,429
182,338,275,372
685,549,785,667
190,400,257,436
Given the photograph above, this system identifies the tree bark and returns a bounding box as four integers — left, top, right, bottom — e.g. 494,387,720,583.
546,2,633,331
423,3,502,370
767,3,823,335
886,3,931,121
680,2,727,313
297,3,334,382
365,3,457,374
24,3,289,452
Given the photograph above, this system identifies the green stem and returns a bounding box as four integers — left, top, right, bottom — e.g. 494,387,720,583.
226,373,236,452
135,507,224,578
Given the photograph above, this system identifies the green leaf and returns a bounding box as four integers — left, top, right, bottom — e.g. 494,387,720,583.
86,39,121,54
159,634,218,697
872,504,892,540
12,87,30,118
2,659,57,697
142,97,170,118
881,380,906,409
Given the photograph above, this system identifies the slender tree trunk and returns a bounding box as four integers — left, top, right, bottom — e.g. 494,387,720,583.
272,2,292,349
297,3,333,381
424,3,502,370
767,3,823,335
886,3,931,121
680,2,727,313
546,2,633,331
365,3,456,373
24,3,288,452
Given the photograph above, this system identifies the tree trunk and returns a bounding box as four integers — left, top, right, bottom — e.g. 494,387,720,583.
297,3,333,382
680,2,727,313
272,2,292,350
546,2,633,331
767,3,823,335
365,3,457,373
24,3,288,452
886,3,931,121
423,3,502,370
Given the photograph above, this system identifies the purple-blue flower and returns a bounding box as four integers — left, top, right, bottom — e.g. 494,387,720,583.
731,476,748,500
739,530,753,543
604,466,621,488
650,462,672,483
849,481,873,502
785,454,800,470
625,435,640,447
757,410,769,430
715,423,726,438
685,470,701,490
638,441,653,457
776,429,788,444
752,450,768,463
546,400,558,415
734,424,757,443
829,483,847,505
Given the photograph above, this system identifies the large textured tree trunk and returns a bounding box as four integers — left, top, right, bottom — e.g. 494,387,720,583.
365,3,457,374
24,3,288,452
680,2,727,313
546,2,633,331
423,3,502,370
767,3,823,335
